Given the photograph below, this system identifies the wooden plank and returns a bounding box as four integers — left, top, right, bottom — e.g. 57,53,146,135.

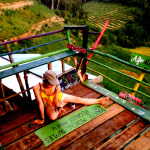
1,104,82,147
124,129,150,150
63,83,89,94
0,109,39,135
95,119,150,150
1,84,102,146
0,51,80,79
82,80,150,122
64,83,103,98
64,110,137,150
33,103,124,150
0,100,38,124
4,100,115,150
34,104,107,147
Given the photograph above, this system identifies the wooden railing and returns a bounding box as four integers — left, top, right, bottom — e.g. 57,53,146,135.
0,26,89,113
0,24,149,119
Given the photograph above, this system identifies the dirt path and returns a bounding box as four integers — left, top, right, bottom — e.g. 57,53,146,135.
0,0,34,10
0,0,64,40
10,16,64,41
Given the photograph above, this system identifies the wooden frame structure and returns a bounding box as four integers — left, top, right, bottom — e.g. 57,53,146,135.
0,25,150,149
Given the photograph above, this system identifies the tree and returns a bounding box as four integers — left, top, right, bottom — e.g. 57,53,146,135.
51,0,54,10
142,0,150,36
57,0,61,9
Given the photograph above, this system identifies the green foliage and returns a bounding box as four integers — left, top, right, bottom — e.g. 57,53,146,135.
83,1,123,17
0,0,55,41
0,0,26,3
102,44,131,62
2,9,16,16
116,20,146,48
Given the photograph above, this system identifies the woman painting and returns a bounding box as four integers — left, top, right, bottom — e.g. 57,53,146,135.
33,70,109,124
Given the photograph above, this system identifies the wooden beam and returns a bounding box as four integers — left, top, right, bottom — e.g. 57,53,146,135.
5,42,28,103
82,80,150,122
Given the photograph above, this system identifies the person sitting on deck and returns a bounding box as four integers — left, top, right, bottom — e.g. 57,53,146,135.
33,70,110,124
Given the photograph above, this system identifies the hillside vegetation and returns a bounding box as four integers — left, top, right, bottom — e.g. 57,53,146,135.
0,0,149,105
84,2,133,30
0,0,64,41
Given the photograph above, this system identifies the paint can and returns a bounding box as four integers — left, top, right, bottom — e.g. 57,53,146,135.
69,103,75,110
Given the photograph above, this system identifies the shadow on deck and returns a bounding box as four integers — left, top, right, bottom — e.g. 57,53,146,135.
0,83,150,150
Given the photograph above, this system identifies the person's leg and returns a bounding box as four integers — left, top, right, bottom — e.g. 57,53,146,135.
45,100,68,120
62,93,109,105
46,106,59,120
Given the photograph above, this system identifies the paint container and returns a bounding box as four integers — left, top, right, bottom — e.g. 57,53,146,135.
69,103,75,110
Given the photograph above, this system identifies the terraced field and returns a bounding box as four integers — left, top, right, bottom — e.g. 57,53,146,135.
87,7,134,30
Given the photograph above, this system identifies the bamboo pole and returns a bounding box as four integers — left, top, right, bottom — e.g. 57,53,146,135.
66,28,78,67
48,63,52,70
131,72,145,96
61,59,65,73
0,48,69,70
0,80,8,112
0,87,33,103
5,42,28,103
24,70,32,101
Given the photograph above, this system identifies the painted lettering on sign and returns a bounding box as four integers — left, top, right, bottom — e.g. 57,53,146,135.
35,104,107,147
66,43,86,53
58,69,80,91
130,52,150,70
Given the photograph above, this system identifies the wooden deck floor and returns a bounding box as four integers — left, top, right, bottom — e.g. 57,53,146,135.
0,83,150,150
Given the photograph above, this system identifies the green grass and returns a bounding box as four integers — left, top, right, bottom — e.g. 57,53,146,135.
83,2,123,18
0,0,54,41
0,0,27,3
86,49,150,106
84,1,134,30
130,47,150,56
0,0,149,106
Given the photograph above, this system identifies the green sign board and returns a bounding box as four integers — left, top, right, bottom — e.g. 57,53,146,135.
130,52,150,70
35,104,107,147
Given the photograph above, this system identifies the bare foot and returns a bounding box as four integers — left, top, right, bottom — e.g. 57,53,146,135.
99,96,110,105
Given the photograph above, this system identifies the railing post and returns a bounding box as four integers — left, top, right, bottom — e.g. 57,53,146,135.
81,26,89,80
48,63,52,70
24,70,32,102
0,80,8,113
131,72,145,96
66,28,77,67
5,41,28,104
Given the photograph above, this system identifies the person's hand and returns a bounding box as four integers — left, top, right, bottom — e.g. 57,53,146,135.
58,107,66,114
33,119,44,125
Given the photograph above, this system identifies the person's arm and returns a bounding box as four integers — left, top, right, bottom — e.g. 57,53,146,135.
53,85,66,114
33,84,45,124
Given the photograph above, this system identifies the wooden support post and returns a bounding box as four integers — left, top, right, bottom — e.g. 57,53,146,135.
81,26,89,81
5,42,28,103
61,59,65,73
131,72,145,96
73,56,77,67
48,63,52,70
24,70,32,102
0,80,8,112
76,58,84,82
66,29,78,67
